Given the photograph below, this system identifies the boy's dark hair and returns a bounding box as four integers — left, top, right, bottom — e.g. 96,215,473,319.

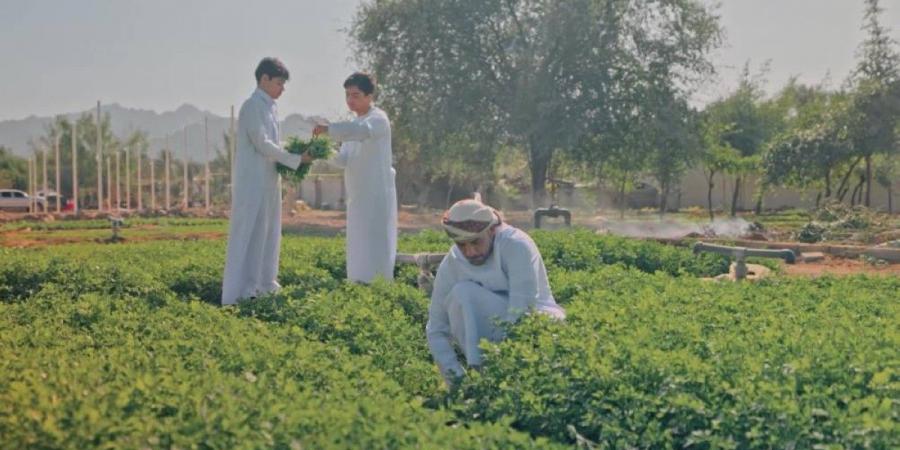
343,72,376,96
255,57,290,83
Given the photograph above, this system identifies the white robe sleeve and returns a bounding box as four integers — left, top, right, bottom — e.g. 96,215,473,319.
327,114,389,143
502,238,542,323
426,256,465,381
241,102,302,170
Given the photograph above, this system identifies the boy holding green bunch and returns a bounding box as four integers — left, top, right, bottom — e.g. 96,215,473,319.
222,57,312,305
313,72,398,283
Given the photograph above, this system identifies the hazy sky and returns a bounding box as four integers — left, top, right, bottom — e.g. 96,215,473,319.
1,0,898,121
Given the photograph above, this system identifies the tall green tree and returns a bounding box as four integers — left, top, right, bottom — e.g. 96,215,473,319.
764,90,855,206
874,153,898,213
350,0,721,206
0,146,27,190
699,115,739,221
604,121,650,218
644,91,701,215
701,65,780,216
849,0,900,207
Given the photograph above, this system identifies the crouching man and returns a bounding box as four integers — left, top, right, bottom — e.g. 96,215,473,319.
426,197,565,387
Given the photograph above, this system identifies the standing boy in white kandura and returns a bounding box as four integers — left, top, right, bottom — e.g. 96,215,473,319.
222,57,311,305
313,72,397,284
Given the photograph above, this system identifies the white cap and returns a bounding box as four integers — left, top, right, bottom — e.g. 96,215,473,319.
442,198,500,242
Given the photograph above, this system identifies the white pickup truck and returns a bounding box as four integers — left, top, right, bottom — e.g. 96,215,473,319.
0,189,46,212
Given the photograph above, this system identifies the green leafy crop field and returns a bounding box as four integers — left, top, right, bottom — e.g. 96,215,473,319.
1,230,896,448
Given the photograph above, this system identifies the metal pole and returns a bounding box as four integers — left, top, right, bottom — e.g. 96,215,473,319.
42,147,48,215
230,105,235,207
115,149,121,211
34,155,38,212
183,126,188,209
71,120,79,214
96,101,103,211
27,157,33,213
55,134,61,213
136,146,142,211
125,148,131,210
204,116,210,211
106,156,112,211
150,152,156,210
165,135,170,210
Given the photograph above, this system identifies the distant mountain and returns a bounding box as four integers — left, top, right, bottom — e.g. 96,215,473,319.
0,113,71,157
0,103,322,162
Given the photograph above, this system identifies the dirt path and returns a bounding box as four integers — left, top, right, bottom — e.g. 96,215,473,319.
3,209,896,278
781,255,900,277
281,209,541,234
